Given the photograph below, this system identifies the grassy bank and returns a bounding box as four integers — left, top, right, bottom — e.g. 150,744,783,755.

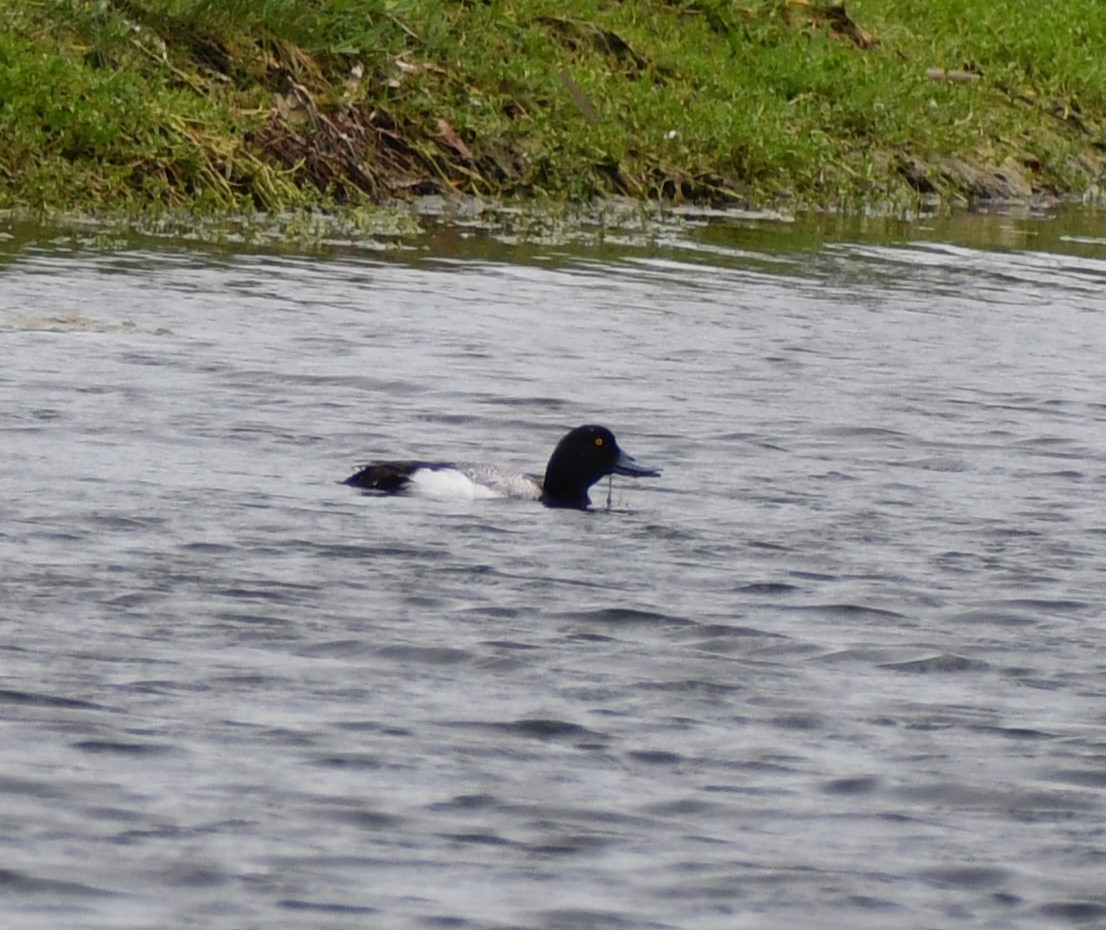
1,0,1104,213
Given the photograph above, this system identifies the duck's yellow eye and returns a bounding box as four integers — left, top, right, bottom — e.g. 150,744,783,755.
595,437,604,447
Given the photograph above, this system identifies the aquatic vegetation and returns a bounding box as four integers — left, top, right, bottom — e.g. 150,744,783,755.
0,0,1103,212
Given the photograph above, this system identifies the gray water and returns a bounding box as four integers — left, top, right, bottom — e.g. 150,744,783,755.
4,211,1106,929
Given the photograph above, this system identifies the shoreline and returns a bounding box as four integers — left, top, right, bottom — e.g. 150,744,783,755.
4,196,1103,260
2,0,1104,215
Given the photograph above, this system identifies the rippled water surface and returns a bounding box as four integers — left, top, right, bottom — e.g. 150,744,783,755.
4,211,1106,929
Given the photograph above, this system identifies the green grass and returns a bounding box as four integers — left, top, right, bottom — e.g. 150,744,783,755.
0,0,1103,212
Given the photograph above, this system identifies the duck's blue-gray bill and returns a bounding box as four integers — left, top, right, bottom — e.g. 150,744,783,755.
614,450,662,478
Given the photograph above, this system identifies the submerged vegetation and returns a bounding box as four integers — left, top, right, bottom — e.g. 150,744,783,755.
1,0,1104,213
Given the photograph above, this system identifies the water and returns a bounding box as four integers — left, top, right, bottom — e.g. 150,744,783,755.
3,210,1106,929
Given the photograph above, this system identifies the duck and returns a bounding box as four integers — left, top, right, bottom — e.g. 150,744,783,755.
344,425,661,510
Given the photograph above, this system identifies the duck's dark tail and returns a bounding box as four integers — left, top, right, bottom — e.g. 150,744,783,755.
344,461,447,494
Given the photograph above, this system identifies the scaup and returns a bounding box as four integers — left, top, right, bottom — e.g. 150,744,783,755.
344,425,661,509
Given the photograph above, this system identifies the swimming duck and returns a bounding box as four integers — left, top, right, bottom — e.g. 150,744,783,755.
344,425,661,510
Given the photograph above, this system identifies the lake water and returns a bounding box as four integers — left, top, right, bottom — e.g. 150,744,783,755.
3,207,1106,929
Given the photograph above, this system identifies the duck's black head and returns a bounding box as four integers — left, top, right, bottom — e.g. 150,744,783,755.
540,425,661,509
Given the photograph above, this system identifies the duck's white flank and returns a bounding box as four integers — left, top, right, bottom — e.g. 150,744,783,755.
407,466,542,501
